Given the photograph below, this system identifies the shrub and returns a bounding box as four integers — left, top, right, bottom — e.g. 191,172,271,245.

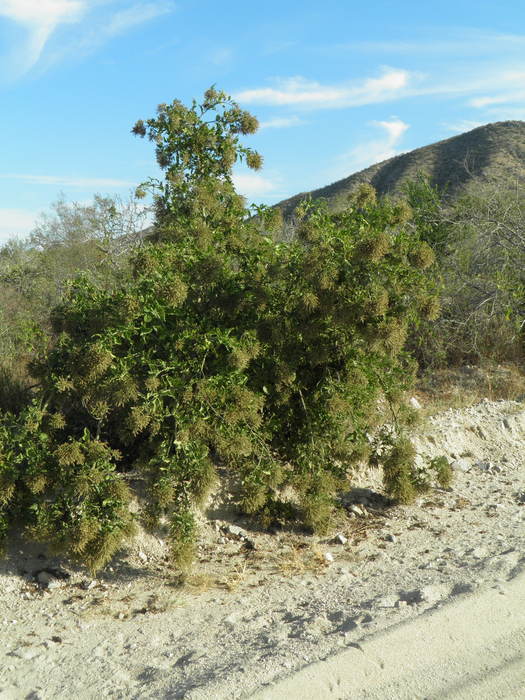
0,89,440,571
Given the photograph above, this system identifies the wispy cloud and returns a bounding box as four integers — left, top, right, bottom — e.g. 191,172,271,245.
0,1,176,77
259,116,304,129
0,207,38,243
445,119,485,134
232,172,279,199
0,0,85,76
0,173,134,188
235,68,413,109
96,1,173,40
331,118,409,180
470,91,525,109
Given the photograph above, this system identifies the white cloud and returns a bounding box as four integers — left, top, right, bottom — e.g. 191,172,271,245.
0,0,85,74
235,68,412,109
0,1,175,76
232,172,278,199
99,1,173,39
0,207,38,243
373,118,409,143
0,173,134,188
259,116,304,129
470,90,525,109
445,119,485,134
332,118,409,179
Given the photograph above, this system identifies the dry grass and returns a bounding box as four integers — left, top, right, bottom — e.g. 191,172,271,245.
277,543,331,577
416,362,525,415
218,560,247,592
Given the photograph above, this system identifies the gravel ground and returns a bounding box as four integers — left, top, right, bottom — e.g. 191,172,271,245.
0,399,524,699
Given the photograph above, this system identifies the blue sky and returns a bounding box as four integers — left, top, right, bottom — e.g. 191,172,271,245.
1,0,525,244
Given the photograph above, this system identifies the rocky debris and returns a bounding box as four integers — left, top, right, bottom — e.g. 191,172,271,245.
332,534,348,545
451,458,471,473
376,594,399,608
220,523,257,550
8,647,42,661
348,504,368,517
476,460,503,474
81,579,97,591
34,568,70,590
399,584,449,605
324,552,334,564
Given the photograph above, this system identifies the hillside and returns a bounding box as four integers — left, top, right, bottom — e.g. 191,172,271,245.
276,120,525,219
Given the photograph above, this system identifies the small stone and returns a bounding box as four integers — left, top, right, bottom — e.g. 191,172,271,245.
475,460,501,473
334,533,348,545
349,505,364,517
376,594,398,608
138,551,148,562
418,584,448,604
225,524,248,539
224,611,243,629
469,546,488,559
451,459,471,473
409,397,422,410
11,648,41,661
385,534,397,543
324,552,334,563
36,571,61,589
81,579,97,590
516,491,525,504
395,600,407,608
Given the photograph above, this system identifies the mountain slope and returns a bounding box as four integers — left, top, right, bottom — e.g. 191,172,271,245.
276,121,525,219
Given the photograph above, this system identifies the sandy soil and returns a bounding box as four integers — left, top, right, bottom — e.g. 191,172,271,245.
0,398,524,699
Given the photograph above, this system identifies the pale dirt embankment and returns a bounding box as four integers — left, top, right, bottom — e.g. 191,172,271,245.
0,399,524,699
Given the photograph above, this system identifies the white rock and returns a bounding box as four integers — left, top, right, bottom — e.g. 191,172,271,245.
225,524,248,539
377,594,399,608
324,552,334,563
11,648,41,661
451,459,471,473
418,584,448,604
334,534,347,545
224,612,242,629
409,397,422,410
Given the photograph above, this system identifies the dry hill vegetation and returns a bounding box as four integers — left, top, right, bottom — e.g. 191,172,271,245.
277,120,525,221
0,91,523,575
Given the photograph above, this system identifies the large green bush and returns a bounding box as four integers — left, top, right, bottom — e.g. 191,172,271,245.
0,89,441,571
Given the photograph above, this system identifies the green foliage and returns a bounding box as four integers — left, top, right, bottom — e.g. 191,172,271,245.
0,403,135,570
429,456,453,489
0,194,147,371
0,89,440,570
